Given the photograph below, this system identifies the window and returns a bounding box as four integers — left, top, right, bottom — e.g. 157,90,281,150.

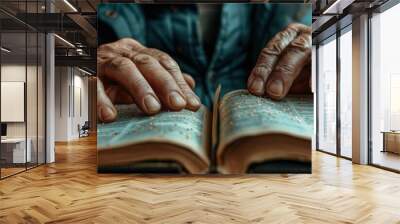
370,3,400,171
317,36,337,154
339,28,352,158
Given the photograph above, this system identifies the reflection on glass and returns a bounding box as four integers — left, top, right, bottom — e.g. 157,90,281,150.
38,33,46,165
1,32,27,177
27,31,38,169
371,3,400,171
318,37,337,154
0,0,47,179
340,29,352,158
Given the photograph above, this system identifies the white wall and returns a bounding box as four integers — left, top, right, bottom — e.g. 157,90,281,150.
73,73,89,137
54,67,89,141
1,65,40,138
55,66,69,141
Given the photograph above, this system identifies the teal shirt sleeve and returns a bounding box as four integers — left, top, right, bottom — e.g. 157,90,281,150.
98,3,146,45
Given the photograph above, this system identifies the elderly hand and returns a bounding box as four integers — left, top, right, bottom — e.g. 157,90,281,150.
97,38,200,122
247,23,312,100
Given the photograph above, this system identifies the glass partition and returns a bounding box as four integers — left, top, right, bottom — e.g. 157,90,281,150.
339,27,352,158
0,0,46,179
370,3,400,171
27,30,38,169
37,32,45,165
317,35,337,154
26,0,38,169
1,30,28,177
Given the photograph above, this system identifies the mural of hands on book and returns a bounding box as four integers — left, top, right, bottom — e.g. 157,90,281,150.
96,3,312,174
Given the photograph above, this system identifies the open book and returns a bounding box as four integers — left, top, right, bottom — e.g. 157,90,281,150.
97,89,313,174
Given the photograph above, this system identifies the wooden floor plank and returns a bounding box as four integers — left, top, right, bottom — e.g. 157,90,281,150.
0,135,400,224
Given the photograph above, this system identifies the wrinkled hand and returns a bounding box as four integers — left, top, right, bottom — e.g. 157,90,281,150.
248,23,312,100
97,38,200,122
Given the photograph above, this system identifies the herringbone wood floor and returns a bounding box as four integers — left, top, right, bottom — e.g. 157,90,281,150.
1,135,400,224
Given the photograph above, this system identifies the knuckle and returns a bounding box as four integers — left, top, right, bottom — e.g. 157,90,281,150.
181,87,193,95
252,65,270,79
98,44,115,53
265,34,292,55
145,48,172,61
287,23,301,31
164,62,180,74
259,46,276,58
119,38,137,45
133,54,157,65
110,57,133,69
176,80,189,88
288,23,311,34
152,51,179,70
158,52,172,61
159,58,180,74
121,51,137,60
97,52,114,61
303,27,312,34
279,28,296,40
275,63,296,76
119,38,142,49
109,41,124,49
146,48,162,56
264,41,282,56
290,34,311,51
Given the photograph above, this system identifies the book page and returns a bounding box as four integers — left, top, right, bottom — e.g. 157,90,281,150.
218,90,313,150
97,104,210,162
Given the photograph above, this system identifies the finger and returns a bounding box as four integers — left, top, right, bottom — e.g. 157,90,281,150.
265,32,311,100
100,56,162,115
289,23,312,33
118,38,145,50
97,78,117,122
106,85,135,104
248,24,299,96
183,73,195,90
132,53,188,111
103,37,145,52
143,48,200,111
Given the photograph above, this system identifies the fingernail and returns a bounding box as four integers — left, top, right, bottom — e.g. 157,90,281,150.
268,79,284,97
250,77,264,95
169,91,186,108
143,95,161,113
101,106,115,121
187,95,200,108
